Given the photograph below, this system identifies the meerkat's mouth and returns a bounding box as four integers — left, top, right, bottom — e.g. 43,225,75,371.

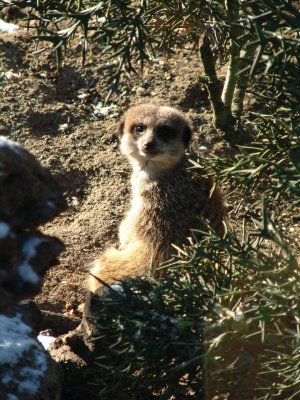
140,150,161,158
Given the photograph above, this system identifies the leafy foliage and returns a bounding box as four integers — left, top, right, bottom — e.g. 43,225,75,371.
215,0,300,204
86,222,234,398
88,274,210,399
0,0,228,88
86,198,299,399
2,1,299,118
203,201,300,399
226,113,300,205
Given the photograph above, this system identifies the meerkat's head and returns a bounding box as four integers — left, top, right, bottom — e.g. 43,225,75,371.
119,103,193,172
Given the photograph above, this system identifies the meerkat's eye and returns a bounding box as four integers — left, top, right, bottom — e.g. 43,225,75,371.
133,124,145,135
156,125,177,142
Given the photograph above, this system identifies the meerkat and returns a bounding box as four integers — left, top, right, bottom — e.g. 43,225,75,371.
88,103,225,293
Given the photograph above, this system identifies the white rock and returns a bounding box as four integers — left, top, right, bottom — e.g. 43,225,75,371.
37,334,56,350
0,18,19,34
92,102,118,117
3,70,21,81
103,282,124,295
58,123,69,132
77,92,90,100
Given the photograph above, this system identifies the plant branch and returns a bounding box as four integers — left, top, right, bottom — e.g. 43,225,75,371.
221,0,241,110
199,32,229,130
232,43,257,119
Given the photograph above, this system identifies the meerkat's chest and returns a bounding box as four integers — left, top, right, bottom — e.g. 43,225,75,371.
131,171,205,244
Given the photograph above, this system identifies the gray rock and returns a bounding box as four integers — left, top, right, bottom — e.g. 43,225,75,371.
0,136,66,230
0,230,64,311
0,136,66,311
0,137,66,399
0,313,62,400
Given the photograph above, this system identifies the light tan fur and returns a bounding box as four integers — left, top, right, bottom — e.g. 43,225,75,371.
88,103,225,293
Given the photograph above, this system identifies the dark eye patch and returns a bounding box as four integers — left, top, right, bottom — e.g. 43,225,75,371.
156,125,177,142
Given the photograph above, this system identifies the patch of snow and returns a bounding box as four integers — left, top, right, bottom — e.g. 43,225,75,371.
22,237,46,259
0,314,47,396
18,263,40,284
0,221,10,239
0,18,19,33
0,314,32,364
7,395,18,400
47,200,55,209
1,371,12,384
92,102,118,119
17,237,48,284
37,334,56,350
18,361,45,394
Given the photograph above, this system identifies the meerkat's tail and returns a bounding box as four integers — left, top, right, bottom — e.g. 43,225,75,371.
88,240,156,293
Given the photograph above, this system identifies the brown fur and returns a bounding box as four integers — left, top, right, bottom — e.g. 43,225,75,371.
88,103,225,293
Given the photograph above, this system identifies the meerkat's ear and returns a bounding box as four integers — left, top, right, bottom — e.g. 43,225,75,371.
119,116,125,135
182,123,193,148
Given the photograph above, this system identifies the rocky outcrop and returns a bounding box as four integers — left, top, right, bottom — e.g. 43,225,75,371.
0,136,66,399
0,312,63,400
49,328,95,400
0,136,66,311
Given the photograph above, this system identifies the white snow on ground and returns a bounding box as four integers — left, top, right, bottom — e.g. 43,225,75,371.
0,314,32,364
17,263,40,284
37,334,56,350
0,314,48,396
0,222,10,239
47,200,55,209
0,18,18,33
17,238,47,284
7,395,18,400
22,237,46,260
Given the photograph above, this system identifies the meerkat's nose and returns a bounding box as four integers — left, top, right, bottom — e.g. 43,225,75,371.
142,140,156,152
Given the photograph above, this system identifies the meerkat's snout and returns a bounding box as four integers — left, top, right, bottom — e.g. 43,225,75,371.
142,140,156,154
134,124,159,157
141,136,157,155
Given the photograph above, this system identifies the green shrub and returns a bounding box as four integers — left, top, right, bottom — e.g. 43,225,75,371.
87,273,210,399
